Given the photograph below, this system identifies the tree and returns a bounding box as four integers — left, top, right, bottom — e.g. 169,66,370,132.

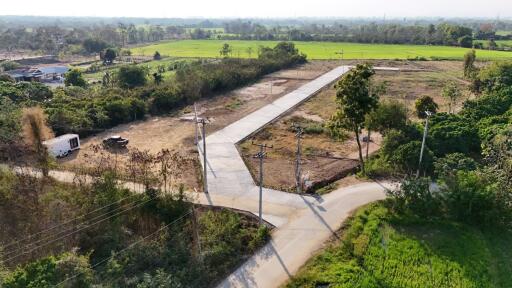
116,65,147,89
415,96,438,118
367,99,407,135
82,38,108,54
21,107,54,177
458,35,473,48
102,48,117,65
328,64,378,174
219,43,232,58
391,141,434,175
64,69,87,88
434,152,477,179
152,72,163,85
442,81,461,113
153,51,161,60
488,39,498,50
463,49,477,79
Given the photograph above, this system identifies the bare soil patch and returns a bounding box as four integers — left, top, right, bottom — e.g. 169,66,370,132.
58,61,341,191
238,60,471,193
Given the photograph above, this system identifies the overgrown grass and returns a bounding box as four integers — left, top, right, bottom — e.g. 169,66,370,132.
133,40,512,60
286,202,512,288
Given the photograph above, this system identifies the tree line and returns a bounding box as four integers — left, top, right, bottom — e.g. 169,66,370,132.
0,42,306,160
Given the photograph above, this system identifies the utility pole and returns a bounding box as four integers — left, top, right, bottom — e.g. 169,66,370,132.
194,103,199,145
417,111,433,178
294,124,304,194
335,49,344,66
252,142,273,226
198,118,208,193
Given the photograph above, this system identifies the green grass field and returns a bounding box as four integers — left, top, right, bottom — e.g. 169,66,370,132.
286,203,512,288
133,40,512,60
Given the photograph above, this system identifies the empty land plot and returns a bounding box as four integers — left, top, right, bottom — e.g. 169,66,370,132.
238,60,472,193
132,40,512,60
57,61,340,191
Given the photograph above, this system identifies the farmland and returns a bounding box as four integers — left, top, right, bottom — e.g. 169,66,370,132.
133,40,512,60
286,203,512,288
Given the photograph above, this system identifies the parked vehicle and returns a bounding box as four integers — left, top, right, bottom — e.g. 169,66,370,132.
43,134,80,158
102,135,129,149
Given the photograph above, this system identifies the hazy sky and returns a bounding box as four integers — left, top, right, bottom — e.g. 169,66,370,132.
1,0,510,19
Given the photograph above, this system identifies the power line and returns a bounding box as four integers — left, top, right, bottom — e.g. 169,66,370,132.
54,210,193,288
2,194,150,258
2,195,158,264
1,193,138,251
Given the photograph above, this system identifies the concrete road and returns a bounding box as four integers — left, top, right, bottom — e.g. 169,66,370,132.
5,65,399,288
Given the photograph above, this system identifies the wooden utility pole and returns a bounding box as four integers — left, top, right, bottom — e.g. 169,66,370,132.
294,125,304,194
197,118,208,193
252,142,273,226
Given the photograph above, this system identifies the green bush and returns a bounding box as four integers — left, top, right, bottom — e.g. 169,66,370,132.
391,141,434,175
434,152,477,179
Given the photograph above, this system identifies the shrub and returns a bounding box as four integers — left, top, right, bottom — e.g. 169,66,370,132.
387,177,440,218
116,65,148,89
434,153,477,179
429,113,481,157
391,141,434,175
150,86,184,114
441,170,512,227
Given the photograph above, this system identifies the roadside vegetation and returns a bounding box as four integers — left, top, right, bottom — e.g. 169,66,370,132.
287,56,512,287
0,42,306,158
0,160,269,287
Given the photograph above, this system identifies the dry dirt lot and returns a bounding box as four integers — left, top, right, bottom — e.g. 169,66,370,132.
238,60,472,193
58,61,342,190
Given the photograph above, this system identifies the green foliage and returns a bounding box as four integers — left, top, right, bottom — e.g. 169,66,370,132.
219,43,232,58
153,51,161,60
442,81,462,113
0,97,21,144
2,252,92,288
287,203,511,288
329,63,378,173
434,153,478,178
476,61,512,93
64,69,87,88
458,35,473,48
414,95,438,118
82,38,108,54
429,113,481,156
391,141,434,175
462,88,512,122
441,170,512,226
102,48,117,65
0,81,52,104
116,65,148,89
0,61,20,72
149,85,183,113
366,100,407,134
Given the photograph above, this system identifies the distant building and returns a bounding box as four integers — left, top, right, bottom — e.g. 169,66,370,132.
4,65,69,83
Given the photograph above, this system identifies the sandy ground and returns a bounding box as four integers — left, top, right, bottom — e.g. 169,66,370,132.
58,61,341,190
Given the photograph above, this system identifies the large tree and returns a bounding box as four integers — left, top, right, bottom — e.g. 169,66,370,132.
64,69,87,88
328,64,379,174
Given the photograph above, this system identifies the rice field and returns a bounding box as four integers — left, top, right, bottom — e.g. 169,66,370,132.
286,203,512,288
132,40,512,60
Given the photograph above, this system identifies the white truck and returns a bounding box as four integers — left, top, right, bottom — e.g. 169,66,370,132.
43,134,80,158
